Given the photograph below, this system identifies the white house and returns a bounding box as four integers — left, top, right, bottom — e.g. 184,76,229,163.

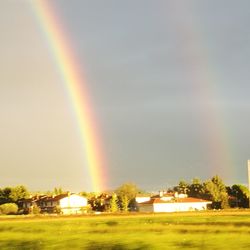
135,194,151,204
21,193,88,214
138,197,212,213
59,194,88,215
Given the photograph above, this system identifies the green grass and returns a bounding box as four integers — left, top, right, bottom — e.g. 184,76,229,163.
0,210,250,249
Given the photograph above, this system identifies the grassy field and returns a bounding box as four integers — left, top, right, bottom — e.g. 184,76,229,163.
0,210,250,249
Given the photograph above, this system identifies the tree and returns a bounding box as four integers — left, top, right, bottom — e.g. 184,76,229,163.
227,184,249,208
120,196,129,212
0,187,12,204
116,183,139,201
188,178,204,198
88,196,101,211
88,193,110,212
116,183,139,212
10,185,29,202
31,204,41,215
0,203,18,215
79,191,88,198
174,180,189,194
53,187,64,196
204,175,229,209
109,194,119,213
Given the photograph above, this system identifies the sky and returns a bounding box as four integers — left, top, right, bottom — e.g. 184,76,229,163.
0,0,250,192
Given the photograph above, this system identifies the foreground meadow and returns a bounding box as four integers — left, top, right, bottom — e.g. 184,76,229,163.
0,210,250,249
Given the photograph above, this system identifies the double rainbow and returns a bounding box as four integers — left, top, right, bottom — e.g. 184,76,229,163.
167,2,234,180
32,1,105,192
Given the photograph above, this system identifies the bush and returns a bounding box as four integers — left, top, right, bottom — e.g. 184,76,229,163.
32,205,41,215
0,203,18,215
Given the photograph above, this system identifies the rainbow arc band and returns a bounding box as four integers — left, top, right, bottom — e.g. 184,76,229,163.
32,0,105,192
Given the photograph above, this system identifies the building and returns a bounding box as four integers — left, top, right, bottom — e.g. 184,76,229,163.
57,194,88,214
138,196,212,213
135,194,151,204
21,193,88,215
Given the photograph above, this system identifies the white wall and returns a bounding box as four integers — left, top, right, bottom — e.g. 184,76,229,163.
59,194,87,214
154,202,209,212
139,202,211,213
136,197,151,203
59,194,87,208
174,202,208,211
153,203,176,212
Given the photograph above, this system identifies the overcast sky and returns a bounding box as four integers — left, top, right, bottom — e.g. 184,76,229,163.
0,0,250,192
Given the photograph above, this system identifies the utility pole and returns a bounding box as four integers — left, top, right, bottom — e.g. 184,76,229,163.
248,160,250,208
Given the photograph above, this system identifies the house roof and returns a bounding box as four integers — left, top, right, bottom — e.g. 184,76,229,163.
44,194,71,202
175,197,212,203
20,195,48,203
29,193,71,203
139,198,169,205
136,194,151,198
151,193,174,199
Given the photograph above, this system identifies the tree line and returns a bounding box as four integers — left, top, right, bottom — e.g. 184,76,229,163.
0,185,29,214
171,175,249,209
0,175,249,214
91,176,249,212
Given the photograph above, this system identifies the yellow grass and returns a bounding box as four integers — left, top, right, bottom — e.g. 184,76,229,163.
0,210,249,249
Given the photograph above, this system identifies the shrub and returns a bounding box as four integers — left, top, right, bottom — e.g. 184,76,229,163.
32,204,41,215
53,206,61,214
0,203,18,215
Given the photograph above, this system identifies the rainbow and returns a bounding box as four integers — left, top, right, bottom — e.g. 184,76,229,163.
32,1,105,192
167,2,234,180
